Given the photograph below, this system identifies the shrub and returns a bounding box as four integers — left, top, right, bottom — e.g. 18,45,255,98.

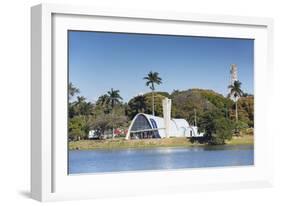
209,118,233,145
199,110,233,145
233,121,248,136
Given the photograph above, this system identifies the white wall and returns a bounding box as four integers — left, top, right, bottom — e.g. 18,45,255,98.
0,0,280,205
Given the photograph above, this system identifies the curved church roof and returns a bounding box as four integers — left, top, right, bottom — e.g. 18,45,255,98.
126,113,195,139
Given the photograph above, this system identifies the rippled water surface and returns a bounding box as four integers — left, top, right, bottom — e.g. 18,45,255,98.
68,145,254,174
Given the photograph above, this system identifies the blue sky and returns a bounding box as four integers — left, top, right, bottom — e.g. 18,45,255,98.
69,31,254,102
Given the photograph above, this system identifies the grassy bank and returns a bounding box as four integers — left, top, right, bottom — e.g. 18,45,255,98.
69,134,253,150
226,134,254,145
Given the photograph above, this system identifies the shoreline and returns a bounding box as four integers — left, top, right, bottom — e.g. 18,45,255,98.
69,135,254,151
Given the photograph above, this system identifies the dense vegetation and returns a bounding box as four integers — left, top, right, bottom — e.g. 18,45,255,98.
68,85,128,141
69,75,253,145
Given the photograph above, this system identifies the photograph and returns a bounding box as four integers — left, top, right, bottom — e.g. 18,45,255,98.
67,31,254,174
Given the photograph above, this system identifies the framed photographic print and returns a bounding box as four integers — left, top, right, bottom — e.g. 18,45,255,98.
31,3,274,201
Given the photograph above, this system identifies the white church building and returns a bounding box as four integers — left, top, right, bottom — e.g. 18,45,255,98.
126,98,203,139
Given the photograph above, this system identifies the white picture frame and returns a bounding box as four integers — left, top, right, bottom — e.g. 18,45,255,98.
31,3,274,202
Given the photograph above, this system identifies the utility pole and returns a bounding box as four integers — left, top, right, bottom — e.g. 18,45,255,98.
194,109,197,127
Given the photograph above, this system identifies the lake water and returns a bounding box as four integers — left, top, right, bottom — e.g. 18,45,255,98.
68,145,254,174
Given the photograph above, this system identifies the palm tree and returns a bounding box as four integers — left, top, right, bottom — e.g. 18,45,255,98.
96,94,110,107
107,88,123,109
107,88,123,138
143,71,162,116
69,82,80,99
128,95,147,119
77,96,86,103
74,96,93,116
228,80,243,123
134,95,147,113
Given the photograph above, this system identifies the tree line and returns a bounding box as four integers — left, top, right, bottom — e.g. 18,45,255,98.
68,72,253,145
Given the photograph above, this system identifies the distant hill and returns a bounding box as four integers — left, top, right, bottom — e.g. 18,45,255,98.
170,89,232,124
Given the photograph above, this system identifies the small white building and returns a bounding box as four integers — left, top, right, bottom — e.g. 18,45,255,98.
88,130,96,139
126,98,203,139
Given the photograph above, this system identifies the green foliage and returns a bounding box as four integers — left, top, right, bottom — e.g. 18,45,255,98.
88,113,111,139
96,94,110,107
169,88,253,129
127,93,166,118
228,80,244,124
244,127,254,135
199,89,233,110
143,71,162,91
143,71,163,116
199,110,233,145
126,88,253,130
127,95,147,119
144,93,166,116
155,91,170,98
69,116,90,141
89,112,128,139
68,79,253,144
234,121,248,130
107,88,123,109
170,89,227,124
69,82,80,99
211,118,233,144
68,87,128,140
69,96,93,118
238,96,254,127
228,80,243,99
233,120,249,135
108,113,128,129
